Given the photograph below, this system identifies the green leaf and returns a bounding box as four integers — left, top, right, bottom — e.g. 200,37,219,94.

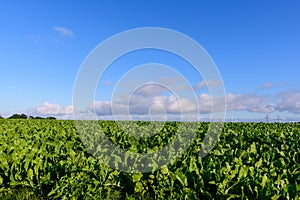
134,181,144,193
27,168,33,180
176,172,187,187
208,180,216,185
255,157,262,168
271,194,281,200
239,165,248,179
160,165,169,175
261,174,268,188
132,173,143,182
249,142,257,154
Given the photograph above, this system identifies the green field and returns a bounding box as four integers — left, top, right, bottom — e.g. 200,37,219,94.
0,119,299,199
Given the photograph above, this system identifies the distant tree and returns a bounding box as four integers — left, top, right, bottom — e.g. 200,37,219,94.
8,114,19,119
8,113,28,119
27,116,57,120
7,114,57,120
34,116,45,119
47,116,57,120
0,115,3,119
20,114,28,119
21,114,28,119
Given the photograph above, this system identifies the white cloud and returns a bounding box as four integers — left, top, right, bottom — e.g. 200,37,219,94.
197,94,211,112
26,89,300,120
26,93,273,119
53,26,74,38
226,93,275,113
91,94,199,117
197,93,275,114
82,93,274,118
92,101,113,115
29,102,73,116
276,90,300,114
166,96,198,113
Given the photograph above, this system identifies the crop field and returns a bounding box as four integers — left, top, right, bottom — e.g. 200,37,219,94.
0,119,299,199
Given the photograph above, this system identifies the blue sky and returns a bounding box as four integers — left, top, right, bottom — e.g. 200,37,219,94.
1,0,300,121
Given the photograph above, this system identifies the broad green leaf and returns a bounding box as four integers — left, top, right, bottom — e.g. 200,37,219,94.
160,165,169,175
132,173,143,182
255,157,262,168
261,174,268,188
27,168,33,180
134,182,144,193
176,172,187,187
249,142,257,154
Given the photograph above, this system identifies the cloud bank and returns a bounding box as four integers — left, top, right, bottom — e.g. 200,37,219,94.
28,90,300,120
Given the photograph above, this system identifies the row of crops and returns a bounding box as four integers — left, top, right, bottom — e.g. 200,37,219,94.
0,119,299,199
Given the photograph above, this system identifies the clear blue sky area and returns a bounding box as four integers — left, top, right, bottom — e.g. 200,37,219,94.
0,0,299,121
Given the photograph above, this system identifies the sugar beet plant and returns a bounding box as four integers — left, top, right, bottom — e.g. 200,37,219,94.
0,119,299,199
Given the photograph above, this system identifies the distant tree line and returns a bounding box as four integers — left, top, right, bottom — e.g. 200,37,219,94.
0,113,56,120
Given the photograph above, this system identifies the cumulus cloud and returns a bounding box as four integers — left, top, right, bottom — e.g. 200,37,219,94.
276,90,300,114
89,93,199,117
29,102,73,116
53,26,74,38
226,93,275,113
197,93,275,114
166,96,198,113
197,93,215,113
92,101,113,115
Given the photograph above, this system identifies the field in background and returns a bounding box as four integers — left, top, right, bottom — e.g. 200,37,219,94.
0,119,299,199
